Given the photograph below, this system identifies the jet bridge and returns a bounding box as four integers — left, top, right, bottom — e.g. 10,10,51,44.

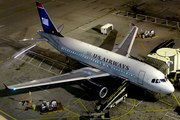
97,80,130,111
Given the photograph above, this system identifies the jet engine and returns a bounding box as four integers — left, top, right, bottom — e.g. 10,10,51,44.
80,79,108,98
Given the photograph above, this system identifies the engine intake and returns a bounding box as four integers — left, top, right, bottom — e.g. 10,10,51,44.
80,79,108,98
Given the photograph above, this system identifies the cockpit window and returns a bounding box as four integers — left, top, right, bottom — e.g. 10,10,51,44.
151,79,155,83
155,79,160,83
151,79,160,83
160,79,166,82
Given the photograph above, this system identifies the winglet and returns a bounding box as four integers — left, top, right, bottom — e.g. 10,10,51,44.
36,2,63,37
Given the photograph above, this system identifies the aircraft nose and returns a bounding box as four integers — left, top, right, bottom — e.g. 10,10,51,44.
169,84,175,93
163,82,175,94
158,81,175,94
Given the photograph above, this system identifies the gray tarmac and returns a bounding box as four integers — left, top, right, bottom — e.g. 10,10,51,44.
0,0,180,120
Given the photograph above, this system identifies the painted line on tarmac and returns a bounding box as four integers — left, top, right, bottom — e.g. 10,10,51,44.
158,99,172,107
28,51,65,65
0,7,36,21
65,94,87,109
86,94,97,107
163,24,177,34
131,109,174,113
124,98,145,107
65,108,89,120
0,110,17,120
0,58,12,64
115,106,128,112
172,93,180,106
135,42,148,54
64,108,81,117
162,24,180,38
78,99,89,113
111,98,136,120
55,0,68,4
0,1,55,21
0,0,67,21
63,5,119,35
64,98,80,109
165,112,180,120
26,116,78,120
91,100,97,107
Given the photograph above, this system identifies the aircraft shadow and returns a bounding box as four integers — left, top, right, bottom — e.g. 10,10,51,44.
92,25,118,51
126,84,158,102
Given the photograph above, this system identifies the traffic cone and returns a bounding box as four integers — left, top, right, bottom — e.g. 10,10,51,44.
22,96,25,106
136,30,138,38
25,104,28,111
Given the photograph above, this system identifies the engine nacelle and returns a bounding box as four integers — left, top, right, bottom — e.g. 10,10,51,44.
80,79,108,98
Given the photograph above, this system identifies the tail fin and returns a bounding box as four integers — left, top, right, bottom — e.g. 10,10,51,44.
36,2,63,37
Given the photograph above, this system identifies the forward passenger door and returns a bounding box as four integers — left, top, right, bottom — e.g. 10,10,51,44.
137,71,145,85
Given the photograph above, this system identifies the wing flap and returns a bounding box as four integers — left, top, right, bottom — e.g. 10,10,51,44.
7,67,109,90
112,26,138,57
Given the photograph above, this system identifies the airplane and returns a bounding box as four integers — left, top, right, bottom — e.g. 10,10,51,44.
4,2,174,98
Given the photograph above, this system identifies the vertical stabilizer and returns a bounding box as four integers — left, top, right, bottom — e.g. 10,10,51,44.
36,2,63,37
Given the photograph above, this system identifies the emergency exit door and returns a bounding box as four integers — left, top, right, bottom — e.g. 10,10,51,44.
137,71,145,85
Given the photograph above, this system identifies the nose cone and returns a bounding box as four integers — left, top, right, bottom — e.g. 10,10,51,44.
160,81,175,94
167,84,174,94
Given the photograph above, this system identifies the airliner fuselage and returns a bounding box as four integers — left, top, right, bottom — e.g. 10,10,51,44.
38,31,174,94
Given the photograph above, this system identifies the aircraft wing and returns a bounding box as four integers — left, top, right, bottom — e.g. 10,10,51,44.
112,26,138,57
6,67,110,90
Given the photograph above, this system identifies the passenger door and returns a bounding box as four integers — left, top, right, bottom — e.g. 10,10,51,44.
137,71,145,85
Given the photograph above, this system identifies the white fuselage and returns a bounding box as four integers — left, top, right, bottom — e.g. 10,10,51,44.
38,31,174,94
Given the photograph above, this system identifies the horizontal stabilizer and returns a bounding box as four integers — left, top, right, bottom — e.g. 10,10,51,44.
57,24,64,33
18,37,47,42
3,83,8,89
12,44,36,58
